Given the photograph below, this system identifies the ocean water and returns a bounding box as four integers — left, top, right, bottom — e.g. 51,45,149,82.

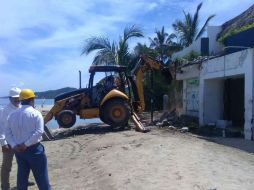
0,98,101,129
0,98,54,107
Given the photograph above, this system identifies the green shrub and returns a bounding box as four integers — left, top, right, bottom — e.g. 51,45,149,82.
183,50,200,61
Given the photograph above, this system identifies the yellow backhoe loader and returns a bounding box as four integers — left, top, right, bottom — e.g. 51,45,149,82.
43,55,172,135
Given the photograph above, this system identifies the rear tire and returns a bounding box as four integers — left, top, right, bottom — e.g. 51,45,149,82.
100,98,130,128
57,110,76,128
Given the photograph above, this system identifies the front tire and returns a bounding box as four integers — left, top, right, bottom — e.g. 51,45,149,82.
100,98,130,127
56,110,76,128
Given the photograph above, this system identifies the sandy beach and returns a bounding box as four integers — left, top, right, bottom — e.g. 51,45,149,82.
1,125,254,190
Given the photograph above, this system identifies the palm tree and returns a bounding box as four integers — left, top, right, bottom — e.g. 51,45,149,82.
172,2,215,47
133,43,158,58
82,37,117,65
149,26,181,63
82,25,143,66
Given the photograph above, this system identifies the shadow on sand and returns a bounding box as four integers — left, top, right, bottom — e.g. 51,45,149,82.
197,136,254,154
51,123,130,140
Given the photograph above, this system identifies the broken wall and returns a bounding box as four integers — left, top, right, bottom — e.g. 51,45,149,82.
200,48,254,140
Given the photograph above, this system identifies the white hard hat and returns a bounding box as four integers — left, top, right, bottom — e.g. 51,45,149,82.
9,87,21,97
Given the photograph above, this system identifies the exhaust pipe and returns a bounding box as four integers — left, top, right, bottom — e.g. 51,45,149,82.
79,70,82,89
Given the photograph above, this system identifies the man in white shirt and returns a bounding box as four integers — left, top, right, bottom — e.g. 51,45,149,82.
5,89,51,190
0,87,22,190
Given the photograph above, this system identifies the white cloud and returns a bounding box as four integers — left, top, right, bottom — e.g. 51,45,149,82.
0,0,93,37
147,2,159,10
0,50,7,65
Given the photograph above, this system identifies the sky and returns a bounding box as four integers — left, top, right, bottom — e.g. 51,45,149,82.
0,0,253,96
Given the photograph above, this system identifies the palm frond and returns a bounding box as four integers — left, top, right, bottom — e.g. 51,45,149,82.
93,45,117,65
123,25,144,42
149,37,157,48
193,2,202,28
195,14,216,40
117,39,129,65
81,37,112,55
166,33,177,44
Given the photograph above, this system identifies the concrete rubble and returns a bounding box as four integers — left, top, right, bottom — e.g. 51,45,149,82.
154,109,199,133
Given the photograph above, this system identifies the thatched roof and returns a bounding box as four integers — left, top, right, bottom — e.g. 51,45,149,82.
217,4,254,39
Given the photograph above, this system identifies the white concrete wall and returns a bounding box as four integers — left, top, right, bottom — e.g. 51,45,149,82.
186,79,199,117
177,65,200,117
207,26,223,55
252,49,254,140
182,79,200,117
172,38,201,60
200,48,254,140
245,49,254,140
200,48,252,79
182,80,187,115
202,78,224,124
176,64,200,80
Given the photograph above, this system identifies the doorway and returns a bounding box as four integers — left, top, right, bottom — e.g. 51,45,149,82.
223,77,245,128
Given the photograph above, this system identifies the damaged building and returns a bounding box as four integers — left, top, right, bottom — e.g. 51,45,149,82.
172,5,254,140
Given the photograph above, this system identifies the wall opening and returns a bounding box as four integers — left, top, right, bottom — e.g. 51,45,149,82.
203,76,245,130
223,77,245,128
203,78,224,124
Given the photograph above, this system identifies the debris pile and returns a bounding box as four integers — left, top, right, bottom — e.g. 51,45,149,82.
154,109,199,133
154,110,243,137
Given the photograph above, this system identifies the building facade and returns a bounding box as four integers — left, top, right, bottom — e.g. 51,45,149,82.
172,6,254,140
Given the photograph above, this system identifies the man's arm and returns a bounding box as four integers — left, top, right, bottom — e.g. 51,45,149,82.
24,112,44,147
0,108,8,146
5,116,17,149
0,133,7,146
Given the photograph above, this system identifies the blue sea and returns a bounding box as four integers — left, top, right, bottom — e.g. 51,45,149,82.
0,98,54,107
0,98,101,129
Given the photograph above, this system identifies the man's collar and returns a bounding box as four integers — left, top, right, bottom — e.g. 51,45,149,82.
8,102,21,109
21,105,32,109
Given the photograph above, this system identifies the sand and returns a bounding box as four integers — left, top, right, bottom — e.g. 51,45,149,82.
1,127,254,190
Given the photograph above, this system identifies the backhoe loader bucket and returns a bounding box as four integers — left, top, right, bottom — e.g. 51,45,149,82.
131,112,150,133
42,101,66,141
43,125,55,141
